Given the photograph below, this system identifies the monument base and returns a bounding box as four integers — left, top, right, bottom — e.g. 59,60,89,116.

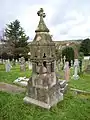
23,80,68,109
23,93,63,109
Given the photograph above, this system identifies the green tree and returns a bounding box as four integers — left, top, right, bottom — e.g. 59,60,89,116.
62,46,74,66
79,38,90,56
55,48,61,61
78,52,84,73
5,19,29,59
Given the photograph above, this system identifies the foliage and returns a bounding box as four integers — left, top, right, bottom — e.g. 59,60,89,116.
1,52,8,59
55,48,61,61
79,38,90,56
78,52,84,73
62,46,74,66
78,52,84,60
5,20,29,59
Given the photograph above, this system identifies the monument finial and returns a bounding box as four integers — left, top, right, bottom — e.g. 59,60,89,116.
37,8,46,18
35,8,49,32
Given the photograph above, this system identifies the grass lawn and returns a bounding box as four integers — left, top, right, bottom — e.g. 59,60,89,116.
0,64,90,120
0,64,32,83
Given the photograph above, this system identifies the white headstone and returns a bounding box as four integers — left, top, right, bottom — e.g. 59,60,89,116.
19,57,26,71
13,77,29,87
71,60,73,67
72,59,79,80
5,59,12,72
28,61,32,70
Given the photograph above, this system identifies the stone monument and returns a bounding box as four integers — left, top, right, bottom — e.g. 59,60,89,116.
72,59,79,80
19,57,26,71
85,59,90,73
5,59,12,72
24,8,67,109
64,61,70,81
28,59,32,70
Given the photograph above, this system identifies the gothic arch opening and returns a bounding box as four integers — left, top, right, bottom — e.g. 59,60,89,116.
43,61,46,68
43,53,46,58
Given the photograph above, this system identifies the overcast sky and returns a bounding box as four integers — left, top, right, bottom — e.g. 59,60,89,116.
0,0,90,41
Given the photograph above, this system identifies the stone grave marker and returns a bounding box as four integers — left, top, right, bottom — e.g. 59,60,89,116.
5,59,12,72
13,77,29,87
19,57,26,72
71,60,73,67
85,59,90,73
28,60,32,70
72,59,79,80
64,61,70,81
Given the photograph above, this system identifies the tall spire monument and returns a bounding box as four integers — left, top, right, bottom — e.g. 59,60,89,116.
24,8,67,109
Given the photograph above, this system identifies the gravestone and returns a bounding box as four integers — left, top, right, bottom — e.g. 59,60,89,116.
71,60,73,67
85,65,90,73
19,57,26,71
28,59,32,70
24,8,67,109
12,59,16,65
60,58,63,70
85,59,90,73
72,59,79,80
5,59,12,72
3,59,6,64
15,59,18,65
0,59,2,64
64,61,70,81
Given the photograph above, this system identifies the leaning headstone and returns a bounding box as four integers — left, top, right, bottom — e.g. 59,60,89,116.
64,61,70,81
19,57,26,72
5,59,12,72
72,59,79,80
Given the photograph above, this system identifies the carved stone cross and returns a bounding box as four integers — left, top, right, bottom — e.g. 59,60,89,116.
37,8,46,18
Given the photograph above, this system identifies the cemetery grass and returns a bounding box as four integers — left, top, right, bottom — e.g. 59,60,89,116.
0,91,90,120
0,64,32,84
0,64,90,120
70,68,90,91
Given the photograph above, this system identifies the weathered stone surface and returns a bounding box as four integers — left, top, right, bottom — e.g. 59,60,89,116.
72,59,79,80
19,57,26,72
13,77,29,87
85,65,90,73
24,8,67,109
